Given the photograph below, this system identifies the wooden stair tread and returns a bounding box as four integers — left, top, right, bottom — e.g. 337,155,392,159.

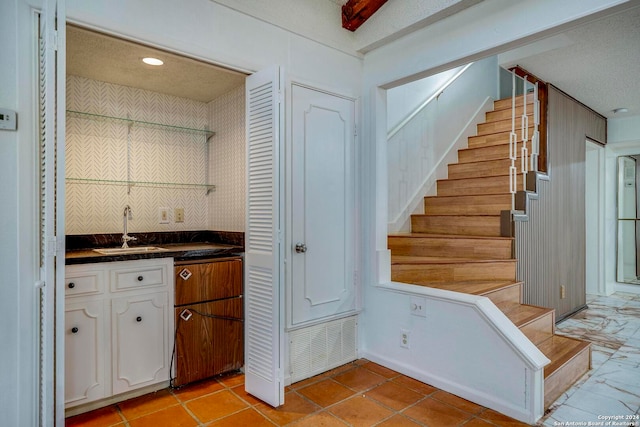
388,233,513,241
391,255,516,265
398,280,522,295
502,304,554,327
538,335,591,379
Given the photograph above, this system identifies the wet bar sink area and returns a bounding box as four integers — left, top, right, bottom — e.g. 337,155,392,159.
93,246,169,255
66,231,244,264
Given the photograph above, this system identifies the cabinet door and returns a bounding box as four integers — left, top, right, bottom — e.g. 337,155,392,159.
173,297,244,386
65,300,105,407
111,292,170,394
174,258,242,306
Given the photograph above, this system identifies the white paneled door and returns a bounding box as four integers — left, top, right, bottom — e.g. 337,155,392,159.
290,85,356,327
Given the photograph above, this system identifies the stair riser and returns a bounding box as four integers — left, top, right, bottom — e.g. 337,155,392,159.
391,262,517,283
544,347,591,408
388,236,513,260
493,94,534,111
458,145,529,163
448,159,513,179
468,127,535,149
477,114,533,136
424,195,512,216
486,104,534,122
483,284,521,309
437,176,523,196
411,216,502,237
519,312,555,345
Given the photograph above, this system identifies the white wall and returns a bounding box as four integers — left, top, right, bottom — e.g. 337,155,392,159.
0,1,40,425
387,57,497,232
605,115,640,294
2,0,362,423
386,66,465,132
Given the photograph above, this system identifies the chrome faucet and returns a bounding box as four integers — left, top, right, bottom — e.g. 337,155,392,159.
122,205,137,248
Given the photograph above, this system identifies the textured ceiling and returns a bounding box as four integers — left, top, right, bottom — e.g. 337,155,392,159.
66,26,246,103
498,5,640,119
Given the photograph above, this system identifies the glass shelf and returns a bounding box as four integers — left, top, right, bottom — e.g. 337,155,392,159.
67,110,215,140
66,177,216,194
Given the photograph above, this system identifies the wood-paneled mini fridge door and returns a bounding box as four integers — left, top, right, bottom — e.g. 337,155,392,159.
173,297,244,387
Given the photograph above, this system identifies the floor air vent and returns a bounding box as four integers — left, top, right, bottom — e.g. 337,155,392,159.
289,316,358,383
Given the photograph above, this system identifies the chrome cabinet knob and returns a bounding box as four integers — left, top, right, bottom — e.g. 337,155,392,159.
295,243,307,253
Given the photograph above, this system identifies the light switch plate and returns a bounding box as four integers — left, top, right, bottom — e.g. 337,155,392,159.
0,108,17,131
410,296,427,317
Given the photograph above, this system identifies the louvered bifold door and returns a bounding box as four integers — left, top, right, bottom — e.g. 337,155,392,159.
38,0,66,425
244,66,285,407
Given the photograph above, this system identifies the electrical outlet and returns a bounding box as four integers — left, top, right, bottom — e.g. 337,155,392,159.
410,296,427,317
560,285,566,299
175,208,185,223
158,207,169,224
400,329,410,349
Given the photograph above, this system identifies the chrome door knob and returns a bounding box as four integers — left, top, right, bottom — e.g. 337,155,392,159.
295,243,307,253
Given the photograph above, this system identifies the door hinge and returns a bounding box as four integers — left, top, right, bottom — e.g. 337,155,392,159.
354,124,358,137
45,236,63,257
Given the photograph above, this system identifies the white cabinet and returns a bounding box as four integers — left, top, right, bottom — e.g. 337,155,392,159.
64,258,173,409
65,300,105,406
111,292,170,394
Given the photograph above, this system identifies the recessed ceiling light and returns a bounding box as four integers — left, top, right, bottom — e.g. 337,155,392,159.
142,57,164,66
613,107,629,114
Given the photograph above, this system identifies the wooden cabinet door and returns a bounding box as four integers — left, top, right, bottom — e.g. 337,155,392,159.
173,297,243,386
65,300,105,406
111,292,170,394
174,258,242,306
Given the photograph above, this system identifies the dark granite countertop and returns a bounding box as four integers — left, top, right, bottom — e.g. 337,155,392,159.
65,231,244,265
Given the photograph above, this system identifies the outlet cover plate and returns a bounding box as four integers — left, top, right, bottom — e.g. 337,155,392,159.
159,207,169,224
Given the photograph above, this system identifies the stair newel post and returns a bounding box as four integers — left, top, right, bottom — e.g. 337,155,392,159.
509,72,518,211
521,76,529,191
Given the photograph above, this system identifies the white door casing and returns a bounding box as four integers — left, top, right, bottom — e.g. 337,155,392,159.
244,66,285,407
290,85,356,327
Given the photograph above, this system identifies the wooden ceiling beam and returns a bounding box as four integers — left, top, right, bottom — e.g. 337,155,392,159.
342,0,388,32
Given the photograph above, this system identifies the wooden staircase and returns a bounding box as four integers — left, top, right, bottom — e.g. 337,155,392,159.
388,94,591,410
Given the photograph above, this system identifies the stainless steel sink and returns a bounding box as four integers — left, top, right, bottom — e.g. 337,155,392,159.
93,246,169,255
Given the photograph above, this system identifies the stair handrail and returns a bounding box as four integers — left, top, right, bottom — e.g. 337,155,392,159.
387,63,474,140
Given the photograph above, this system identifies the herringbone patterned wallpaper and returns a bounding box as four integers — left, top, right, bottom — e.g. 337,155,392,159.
208,85,246,232
66,75,244,235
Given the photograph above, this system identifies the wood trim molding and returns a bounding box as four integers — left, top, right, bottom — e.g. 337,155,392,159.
342,0,388,31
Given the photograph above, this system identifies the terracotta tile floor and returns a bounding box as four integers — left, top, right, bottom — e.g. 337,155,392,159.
66,359,529,427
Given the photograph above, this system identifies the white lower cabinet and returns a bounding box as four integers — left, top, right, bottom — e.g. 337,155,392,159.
64,258,173,409
111,292,170,394
65,300,105,406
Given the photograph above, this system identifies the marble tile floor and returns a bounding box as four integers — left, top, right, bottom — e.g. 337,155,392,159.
66,292,640,427
540,292,640,426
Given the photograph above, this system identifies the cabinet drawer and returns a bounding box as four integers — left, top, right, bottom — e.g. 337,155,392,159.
175,258,242,306
65,269,104,297
111,265,166,292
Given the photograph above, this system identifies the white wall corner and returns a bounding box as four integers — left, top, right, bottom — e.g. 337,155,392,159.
387,96,494,233
376,249,391,284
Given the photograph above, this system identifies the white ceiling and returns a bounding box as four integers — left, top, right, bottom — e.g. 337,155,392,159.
498,4,640,119
67,2,640,119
